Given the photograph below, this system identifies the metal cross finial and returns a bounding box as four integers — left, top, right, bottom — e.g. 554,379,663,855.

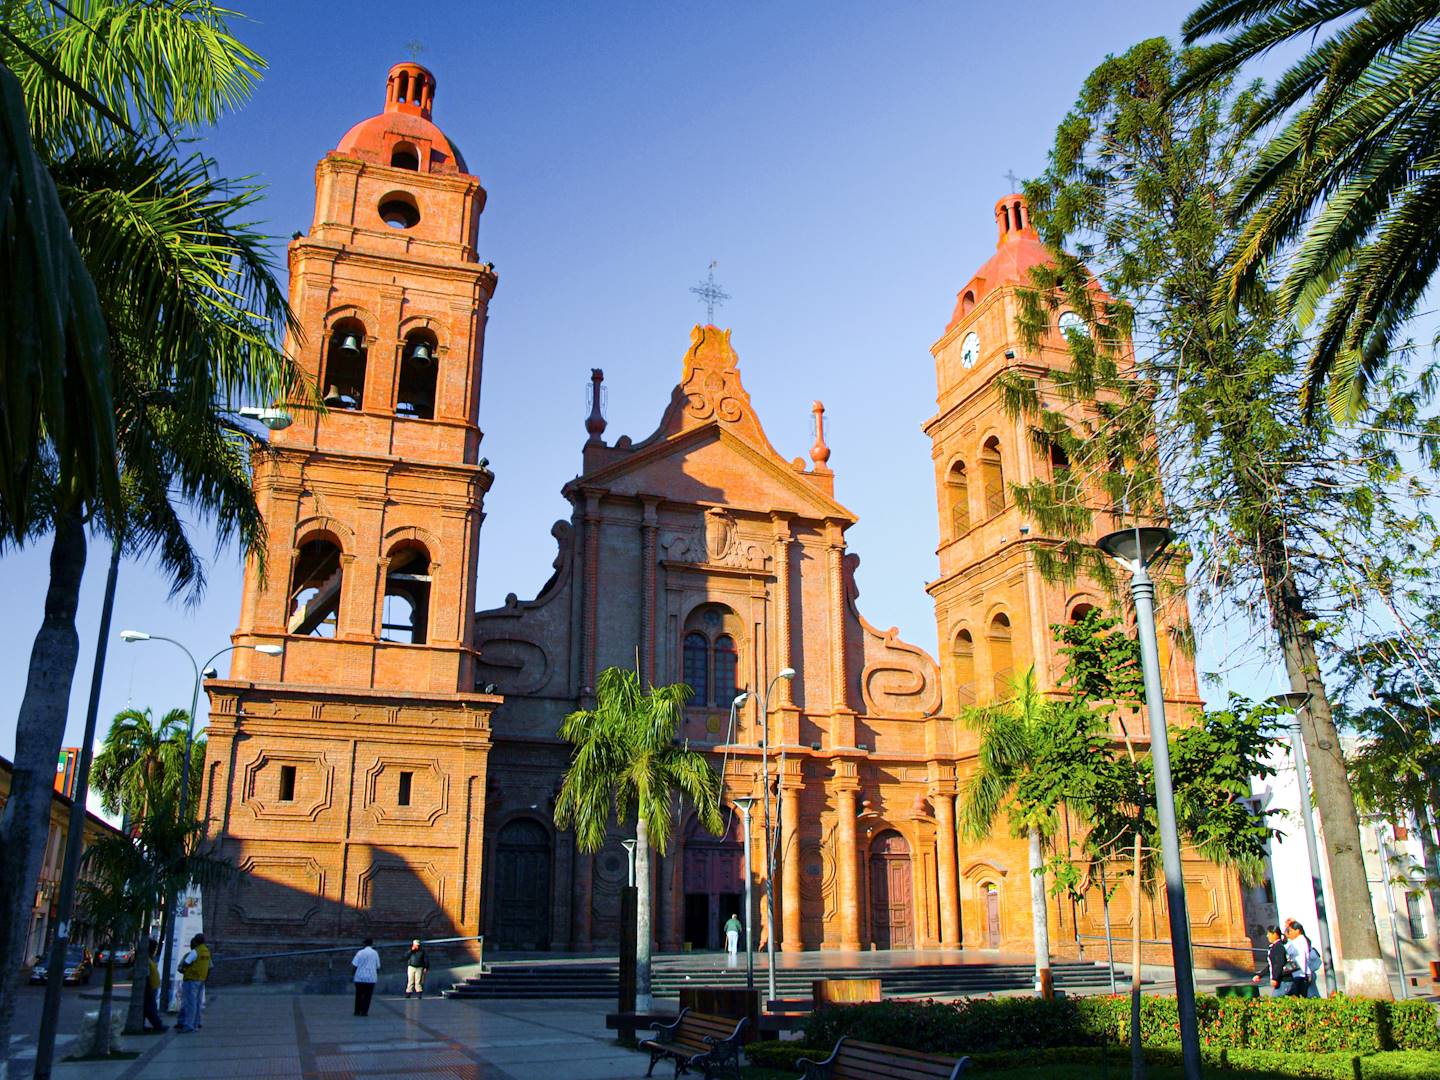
405,39,426,61
690,260,731,325
1004,169,1021,191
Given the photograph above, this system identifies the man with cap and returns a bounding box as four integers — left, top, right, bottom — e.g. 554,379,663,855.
405,939,429,999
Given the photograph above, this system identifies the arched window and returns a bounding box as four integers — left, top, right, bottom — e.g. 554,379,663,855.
381,543,431,644
953,629,976,708
960,290,976,316
947,461,971,538
323,321,367,410
1070,602,1098,624
1050,445,1070,480
289,536,343,637
397,330,438,419
989,613,1014,700
713,635,738,705
981,437,1006,517
683,633,709,705
390,142,420,170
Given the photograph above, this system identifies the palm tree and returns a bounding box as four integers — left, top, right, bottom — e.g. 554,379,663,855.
1176,1,1440,418
91,707,191,822
554,667,724,1011
0,0,303,1049
958,667,1058,998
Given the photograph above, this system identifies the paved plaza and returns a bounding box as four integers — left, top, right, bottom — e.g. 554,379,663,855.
50,991,656,1080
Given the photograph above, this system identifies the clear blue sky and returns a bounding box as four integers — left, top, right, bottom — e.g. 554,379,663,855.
0,1,1282,773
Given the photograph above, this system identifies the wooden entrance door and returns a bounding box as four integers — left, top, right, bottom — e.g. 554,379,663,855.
493,819,551,949
682,815,744,949
984,884,1001,948
867,830,913,949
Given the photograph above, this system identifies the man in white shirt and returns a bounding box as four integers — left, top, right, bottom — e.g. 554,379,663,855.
352,937,380,1016
1284,922,1313,997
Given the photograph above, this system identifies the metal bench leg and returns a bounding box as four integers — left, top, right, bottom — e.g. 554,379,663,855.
645,1049,663,1077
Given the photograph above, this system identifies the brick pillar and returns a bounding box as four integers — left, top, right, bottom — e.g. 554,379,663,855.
833,763,861,951
581,490,602,700
572,851,594,951
771,514,793,708
932,790,961,948
825,522,849,713
641,498,659,685
781,777,803,951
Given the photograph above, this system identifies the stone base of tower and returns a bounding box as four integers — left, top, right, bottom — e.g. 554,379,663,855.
200,680,497,969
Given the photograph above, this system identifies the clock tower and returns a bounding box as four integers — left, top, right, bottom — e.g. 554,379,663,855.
202,62,500,956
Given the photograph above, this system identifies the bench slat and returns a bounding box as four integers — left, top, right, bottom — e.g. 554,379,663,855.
820,1037,965,1080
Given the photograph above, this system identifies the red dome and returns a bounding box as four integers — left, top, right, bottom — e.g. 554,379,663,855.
946,194,1050,332
334,62,469,176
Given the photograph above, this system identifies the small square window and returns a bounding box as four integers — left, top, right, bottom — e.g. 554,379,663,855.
279,765,296,803
398,771,413,807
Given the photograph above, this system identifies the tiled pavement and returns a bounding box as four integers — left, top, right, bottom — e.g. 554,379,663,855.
51,991,658,1079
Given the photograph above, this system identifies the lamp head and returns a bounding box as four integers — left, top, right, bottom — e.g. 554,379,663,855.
255,644,284,657
1267,691,1310,712
731,691,750,708
119,630,150,643
1096,525,1173,567
201,667,219,679
778,667,796,680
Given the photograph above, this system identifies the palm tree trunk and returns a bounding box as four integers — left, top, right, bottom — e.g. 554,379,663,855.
123,917,150,1035
89,955,116,1057
1423,795,1440,940
0,510,88,1076
1131,834,1146,1080
1028,826,1052,998
636,818,653,1012
1267,565,1390,997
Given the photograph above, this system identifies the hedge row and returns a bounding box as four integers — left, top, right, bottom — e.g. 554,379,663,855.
796,996,1440,1058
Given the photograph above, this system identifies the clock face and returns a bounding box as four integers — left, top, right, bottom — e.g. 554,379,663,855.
1058,311,1088,338
961,332,980,369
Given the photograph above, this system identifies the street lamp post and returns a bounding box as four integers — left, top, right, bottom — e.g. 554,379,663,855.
1371,819,1408,1000
758,667,795,1008
733,797,757,991
120,631,283,1008
1267,691,1338,997
1097,526,1200,1080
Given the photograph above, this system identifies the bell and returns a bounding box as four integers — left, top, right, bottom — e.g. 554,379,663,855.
408,340,433,364
334,332,361,357
323,384,346,407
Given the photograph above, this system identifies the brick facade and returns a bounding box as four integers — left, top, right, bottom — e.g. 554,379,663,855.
202,66,1252,966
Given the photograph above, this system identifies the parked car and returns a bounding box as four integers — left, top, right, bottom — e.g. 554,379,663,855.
96,945,136,967
29,948,91,986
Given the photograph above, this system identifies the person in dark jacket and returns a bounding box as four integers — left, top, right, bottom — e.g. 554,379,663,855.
405,939,429,999
1252,926,1289,996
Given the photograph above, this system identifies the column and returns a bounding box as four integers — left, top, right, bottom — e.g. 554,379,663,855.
933,789,961,948
781,773,803,951
833,765,861,951
572,851,594,951
771,514,794,708
581,490,602,699
641,498,659,685
825,521,850,713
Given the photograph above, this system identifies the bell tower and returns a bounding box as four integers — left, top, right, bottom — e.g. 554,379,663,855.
203,63,499,954
924,193,1201,716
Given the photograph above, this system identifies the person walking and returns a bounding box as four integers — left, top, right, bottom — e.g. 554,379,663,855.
352,937,380,1016
724,913,743,956
1252,926,1289,997
142,940,167,1032
1284,922,1314,997
405,939,429,999
174,933,211,1033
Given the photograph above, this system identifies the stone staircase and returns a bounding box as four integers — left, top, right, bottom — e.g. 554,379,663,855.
442,957,1114,1001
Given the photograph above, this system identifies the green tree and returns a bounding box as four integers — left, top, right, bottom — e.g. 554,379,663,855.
1008,37,1433,997
553,667,724,1011
0,0,303,1052
958,667,1063,998
1177,1,1440,418
91,707,198,822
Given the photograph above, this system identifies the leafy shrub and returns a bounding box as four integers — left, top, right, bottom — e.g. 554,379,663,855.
799,996,1440,1058
743,1041,815,1070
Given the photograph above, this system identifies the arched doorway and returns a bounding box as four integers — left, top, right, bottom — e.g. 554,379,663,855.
868,830,914,949
493,819,551,949
682,813,744,950
982,882,1002,948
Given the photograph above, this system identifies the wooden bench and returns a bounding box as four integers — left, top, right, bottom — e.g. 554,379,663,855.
796,1036,971,1079
640,1008,747,1079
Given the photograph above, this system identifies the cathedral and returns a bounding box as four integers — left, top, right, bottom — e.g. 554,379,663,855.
200,62,1254,966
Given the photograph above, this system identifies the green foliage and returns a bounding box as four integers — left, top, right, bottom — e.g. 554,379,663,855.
958,667,1064,841
742,1040,815,1070
797,997,1440,1061
90,706,202,820
554,666,724,855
